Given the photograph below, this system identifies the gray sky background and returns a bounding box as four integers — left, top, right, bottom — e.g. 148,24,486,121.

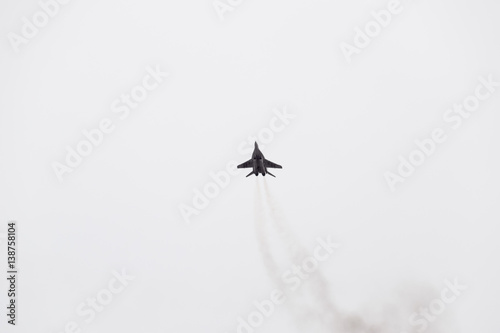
0,0,499,332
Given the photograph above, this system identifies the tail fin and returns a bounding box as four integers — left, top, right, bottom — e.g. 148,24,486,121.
266,171,276,177
246,171,254,177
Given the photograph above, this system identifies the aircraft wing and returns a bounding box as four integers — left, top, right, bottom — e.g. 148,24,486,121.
264,159,282,169
237,160,253,168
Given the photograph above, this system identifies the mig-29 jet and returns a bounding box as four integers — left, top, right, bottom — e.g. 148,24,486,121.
237,142,282,177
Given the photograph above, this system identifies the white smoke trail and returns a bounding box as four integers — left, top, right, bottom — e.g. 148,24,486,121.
261,178,358,332
253,177,283,286
254,178,323,330
253,178,454,333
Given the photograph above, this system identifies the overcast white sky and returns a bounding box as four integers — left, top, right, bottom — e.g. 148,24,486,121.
1,0,499,332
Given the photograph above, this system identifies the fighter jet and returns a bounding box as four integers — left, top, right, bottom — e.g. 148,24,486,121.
237,142,282,177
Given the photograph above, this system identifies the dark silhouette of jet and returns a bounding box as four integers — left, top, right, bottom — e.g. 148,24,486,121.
237,142,282,177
